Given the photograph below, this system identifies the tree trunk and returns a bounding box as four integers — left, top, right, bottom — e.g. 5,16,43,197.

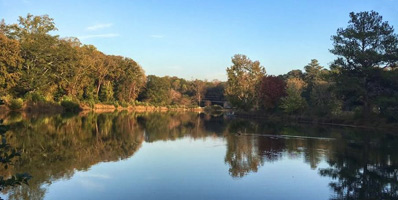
96,81,102,96
362,76,371,118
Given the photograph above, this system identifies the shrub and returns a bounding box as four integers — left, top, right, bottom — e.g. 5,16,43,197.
30,92,46,103
61,100,82,113
211,105,223,111
375,96,398,122
87,99,95,109
204,105,224,113
120,101,129,108
7,98,24,110
25,92,46,104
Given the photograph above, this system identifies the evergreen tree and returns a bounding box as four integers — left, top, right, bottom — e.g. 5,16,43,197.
331,11,398,116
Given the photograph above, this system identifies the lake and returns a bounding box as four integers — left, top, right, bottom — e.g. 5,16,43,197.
0,111,397,200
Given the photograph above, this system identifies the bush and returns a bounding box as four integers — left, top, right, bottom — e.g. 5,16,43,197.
204,105,224,113
376,96,398,122
25,92,46,103
113,101,119,109
120,101,129,108
61,100,82,113
211,105,223,111
87,99,95,109
7,98,24,110
133,100,146,106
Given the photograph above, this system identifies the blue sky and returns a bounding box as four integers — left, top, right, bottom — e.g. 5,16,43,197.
1,0,397,80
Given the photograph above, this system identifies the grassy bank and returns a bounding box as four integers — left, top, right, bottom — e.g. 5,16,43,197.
0,100,203,114
80,103,203,112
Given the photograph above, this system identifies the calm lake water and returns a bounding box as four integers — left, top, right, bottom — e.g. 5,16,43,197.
0,111,397,200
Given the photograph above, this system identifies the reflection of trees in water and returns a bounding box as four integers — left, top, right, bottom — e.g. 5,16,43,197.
225,134,263,177
319,133,398,200
1,112,226,199
223,119,333,177
137,112,224,142
137,112,194,142
224,134,332,177
2,113,398,200
224,119,398,199
2,112,145,200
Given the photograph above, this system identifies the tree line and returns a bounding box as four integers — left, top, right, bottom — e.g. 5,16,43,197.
0,14,224,109
1,11,398,122
0,14,146,107
136,75,225,107
226,11,398,122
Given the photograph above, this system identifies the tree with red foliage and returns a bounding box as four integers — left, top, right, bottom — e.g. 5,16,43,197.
259,76,286,110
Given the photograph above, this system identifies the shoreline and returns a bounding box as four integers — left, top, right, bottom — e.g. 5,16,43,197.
0,103,204,114
2,103,397,131
81,104,203,112
234,111,398,132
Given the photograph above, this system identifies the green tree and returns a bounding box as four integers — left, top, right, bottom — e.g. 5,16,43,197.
304,59,326,85
1,14,147,106
280,78,307,114
2,14,59,97
302,59,325,103
99,81,114,103
310,81,342,116
138,75,171,105
301,59,341,115
113,57,146,103
330,11,398,116
283,69,304,80
226,54,265,111
0,34,23,96
51,38,82,100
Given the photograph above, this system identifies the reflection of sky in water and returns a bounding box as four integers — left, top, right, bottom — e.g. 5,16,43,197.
1,113,396,200
41,137,331,200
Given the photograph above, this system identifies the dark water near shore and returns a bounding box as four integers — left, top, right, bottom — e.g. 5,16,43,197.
0,111,397,200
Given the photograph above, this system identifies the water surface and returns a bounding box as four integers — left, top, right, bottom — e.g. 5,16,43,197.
1,112,397,200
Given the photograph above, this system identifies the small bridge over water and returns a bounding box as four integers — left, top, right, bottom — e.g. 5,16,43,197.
201,94,228,107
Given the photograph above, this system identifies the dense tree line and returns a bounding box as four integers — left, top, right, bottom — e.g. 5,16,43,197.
137,75,224,107
0,14,225,109
226,11,398,122
0,14,146,107
1,11,397,123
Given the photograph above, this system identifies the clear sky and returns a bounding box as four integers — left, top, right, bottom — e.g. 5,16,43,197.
1,0,398,80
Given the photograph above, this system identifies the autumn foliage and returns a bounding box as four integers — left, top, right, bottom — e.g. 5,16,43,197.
259,76,286,110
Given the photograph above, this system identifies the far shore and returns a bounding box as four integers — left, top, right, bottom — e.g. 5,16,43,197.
1,103,397,133
0,103,204,114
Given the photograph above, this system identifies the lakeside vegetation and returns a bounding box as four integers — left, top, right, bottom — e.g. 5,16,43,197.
0,14,224,112
0,11,397,126
225,11,398,126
